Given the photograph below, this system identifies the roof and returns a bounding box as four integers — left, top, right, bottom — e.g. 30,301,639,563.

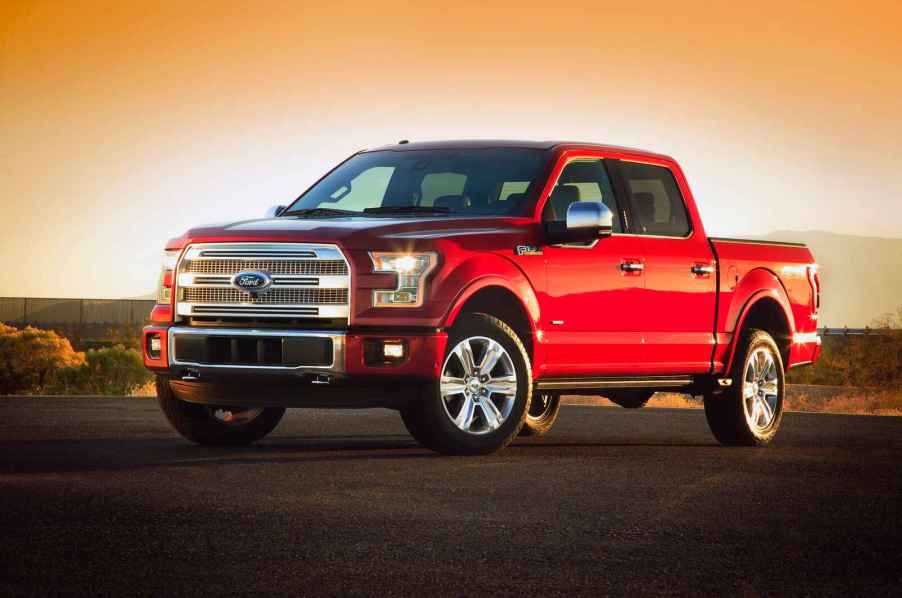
363,139,672,159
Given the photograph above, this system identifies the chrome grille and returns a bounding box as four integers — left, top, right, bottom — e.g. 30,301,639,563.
176,243,351,320
185,259,348,276
183,288,348,305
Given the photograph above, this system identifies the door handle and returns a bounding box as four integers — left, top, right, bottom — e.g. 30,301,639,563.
620,260,645,273
691,264,715,276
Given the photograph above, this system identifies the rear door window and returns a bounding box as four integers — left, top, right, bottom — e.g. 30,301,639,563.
619,162,691,237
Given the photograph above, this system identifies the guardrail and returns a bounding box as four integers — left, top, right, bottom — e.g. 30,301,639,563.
819,328,896,336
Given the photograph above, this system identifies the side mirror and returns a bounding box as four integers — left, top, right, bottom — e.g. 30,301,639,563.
265,205,287,218
546,201,613,244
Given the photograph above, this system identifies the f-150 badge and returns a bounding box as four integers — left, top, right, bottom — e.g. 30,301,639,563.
515,245,543,256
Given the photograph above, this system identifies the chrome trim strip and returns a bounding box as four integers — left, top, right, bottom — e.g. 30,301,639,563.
177,272,349,289
168,326,345,373
176,303,349,318
535,376,693,390
183,243,346,261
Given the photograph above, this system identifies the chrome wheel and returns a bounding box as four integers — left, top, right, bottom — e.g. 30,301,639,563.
208,407,264,427
440,336,518,435
742,348,779,432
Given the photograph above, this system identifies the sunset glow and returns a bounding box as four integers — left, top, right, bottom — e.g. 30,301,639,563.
2,0,901,298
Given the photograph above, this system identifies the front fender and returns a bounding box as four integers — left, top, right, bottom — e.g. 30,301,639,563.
440,255,542,330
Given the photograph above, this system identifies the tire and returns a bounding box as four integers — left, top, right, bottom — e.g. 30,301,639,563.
156,376,285,445
519,392,561,437
399,313,532,455
704,329,785,446
606,390,655,409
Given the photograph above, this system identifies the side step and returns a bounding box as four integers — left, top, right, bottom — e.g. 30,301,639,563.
535,375,693,392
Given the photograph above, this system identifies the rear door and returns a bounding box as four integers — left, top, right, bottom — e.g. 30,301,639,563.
541,157,646,376
612,159,717,374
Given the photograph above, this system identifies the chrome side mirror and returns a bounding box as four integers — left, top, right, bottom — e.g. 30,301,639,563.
265,205,287,218
565,201,613,239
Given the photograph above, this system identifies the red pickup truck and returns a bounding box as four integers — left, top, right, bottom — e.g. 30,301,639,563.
143,140,821,454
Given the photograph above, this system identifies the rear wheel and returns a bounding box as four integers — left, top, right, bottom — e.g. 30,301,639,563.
156,376,285,445
399,313,531,455
607,390,655,409
704,329,784,446
519,392,561,437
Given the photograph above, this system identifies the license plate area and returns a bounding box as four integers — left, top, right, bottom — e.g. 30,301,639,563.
174,334,333,367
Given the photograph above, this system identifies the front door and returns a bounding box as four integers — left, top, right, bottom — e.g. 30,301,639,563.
540,158,647,377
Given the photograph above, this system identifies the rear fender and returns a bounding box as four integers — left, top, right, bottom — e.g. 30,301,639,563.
721,268,796,373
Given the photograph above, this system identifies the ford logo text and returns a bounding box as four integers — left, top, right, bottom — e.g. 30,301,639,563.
231,271,273,293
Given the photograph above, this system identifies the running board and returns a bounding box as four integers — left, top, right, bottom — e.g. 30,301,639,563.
534,376,694,391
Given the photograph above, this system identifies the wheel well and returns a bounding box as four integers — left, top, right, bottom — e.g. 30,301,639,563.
740,298,791,365
455,286,534,361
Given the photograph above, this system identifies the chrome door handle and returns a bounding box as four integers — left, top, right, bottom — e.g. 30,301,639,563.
691,264,715,275
620,261,644,272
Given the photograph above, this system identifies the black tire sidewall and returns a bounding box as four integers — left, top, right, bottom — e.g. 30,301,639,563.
156,376,285,445
520,393,561,436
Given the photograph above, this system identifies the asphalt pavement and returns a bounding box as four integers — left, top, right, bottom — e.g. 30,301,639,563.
2,397,901,597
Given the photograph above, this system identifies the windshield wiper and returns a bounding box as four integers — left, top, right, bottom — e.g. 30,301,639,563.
281,207,359,217
362,205,450,215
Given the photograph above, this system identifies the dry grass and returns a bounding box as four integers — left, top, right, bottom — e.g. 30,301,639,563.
129,380,157,397
562,385,902,416
784,386,902,417
561,394,700,409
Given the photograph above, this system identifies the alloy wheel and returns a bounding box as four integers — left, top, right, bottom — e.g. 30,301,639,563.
440,336,518,435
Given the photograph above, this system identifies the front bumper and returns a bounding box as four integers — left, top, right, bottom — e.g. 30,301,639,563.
143,325,447,405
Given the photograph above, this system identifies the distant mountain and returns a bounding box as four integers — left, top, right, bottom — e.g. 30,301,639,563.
761,231,902,327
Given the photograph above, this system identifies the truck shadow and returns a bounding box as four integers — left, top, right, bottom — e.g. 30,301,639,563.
0,435,720,475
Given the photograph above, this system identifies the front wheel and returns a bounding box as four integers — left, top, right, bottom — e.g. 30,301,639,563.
156,376,285,445
704,329,785,446
400,313,531,455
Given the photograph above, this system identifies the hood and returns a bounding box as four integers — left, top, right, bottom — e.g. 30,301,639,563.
170,215,534,251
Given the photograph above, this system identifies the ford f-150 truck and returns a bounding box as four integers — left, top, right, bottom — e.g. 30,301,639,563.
143,140,821,454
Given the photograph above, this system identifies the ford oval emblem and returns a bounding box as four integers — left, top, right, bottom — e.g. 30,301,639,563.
231,271,272,293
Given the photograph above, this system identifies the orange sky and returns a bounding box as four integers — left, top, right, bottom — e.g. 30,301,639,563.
2,0,901,298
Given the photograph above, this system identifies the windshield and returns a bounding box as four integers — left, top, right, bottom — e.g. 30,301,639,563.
284,148,550,217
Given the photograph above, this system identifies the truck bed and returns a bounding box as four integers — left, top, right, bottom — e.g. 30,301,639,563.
709,237,820,370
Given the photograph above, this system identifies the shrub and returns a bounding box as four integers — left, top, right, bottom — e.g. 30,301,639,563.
49,345,151,396
0,323,85,394
788,305,902,388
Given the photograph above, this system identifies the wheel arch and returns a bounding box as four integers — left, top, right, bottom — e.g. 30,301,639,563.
443,278,541,366
723,276,795,373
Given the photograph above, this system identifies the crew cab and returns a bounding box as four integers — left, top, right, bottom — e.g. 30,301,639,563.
143,140,821,454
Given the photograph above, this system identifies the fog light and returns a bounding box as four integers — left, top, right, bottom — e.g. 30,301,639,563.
148,334,162,359
363,338,408,366
383,341,405,359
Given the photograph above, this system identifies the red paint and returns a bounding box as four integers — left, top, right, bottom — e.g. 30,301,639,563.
144,141,820,382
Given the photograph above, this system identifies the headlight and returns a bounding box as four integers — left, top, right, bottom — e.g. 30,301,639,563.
156,249,182,305
369,252,438,307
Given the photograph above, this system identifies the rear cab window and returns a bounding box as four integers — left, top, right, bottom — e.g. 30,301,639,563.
619,161,691,237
